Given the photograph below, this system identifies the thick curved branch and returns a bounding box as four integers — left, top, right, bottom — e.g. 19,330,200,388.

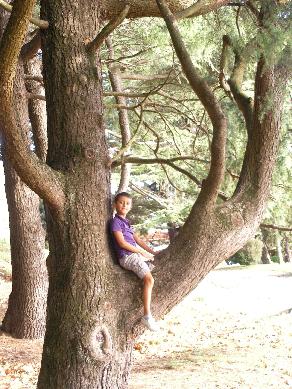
101,0,233,19
0,0,48,28
234,49,291,200
233,2,291,199
156,0,227,206
0,0,65,210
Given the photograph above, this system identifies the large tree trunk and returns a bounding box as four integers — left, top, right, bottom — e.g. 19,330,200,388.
37,2,116,387
0,5,48,339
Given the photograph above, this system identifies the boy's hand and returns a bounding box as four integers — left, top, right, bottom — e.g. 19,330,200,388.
141,251,154,261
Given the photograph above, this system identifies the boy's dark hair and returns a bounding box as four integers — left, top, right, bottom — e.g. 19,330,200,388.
114,192,132,203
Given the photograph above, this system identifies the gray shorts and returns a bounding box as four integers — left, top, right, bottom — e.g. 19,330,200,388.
119,253,154,279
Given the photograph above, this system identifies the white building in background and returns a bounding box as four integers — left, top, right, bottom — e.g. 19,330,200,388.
0,162,9,240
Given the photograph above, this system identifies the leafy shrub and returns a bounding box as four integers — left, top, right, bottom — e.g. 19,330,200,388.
230,238,263,266
270,255,280,264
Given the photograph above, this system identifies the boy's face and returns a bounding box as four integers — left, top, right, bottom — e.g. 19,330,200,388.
115,196,132,217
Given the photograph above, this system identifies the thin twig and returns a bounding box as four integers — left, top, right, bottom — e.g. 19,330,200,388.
87,5,130,53
110,107,144,164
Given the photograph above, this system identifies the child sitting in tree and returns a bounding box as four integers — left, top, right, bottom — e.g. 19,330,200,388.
110,192,159,331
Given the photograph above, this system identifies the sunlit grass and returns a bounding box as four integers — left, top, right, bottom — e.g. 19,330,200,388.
0,238,11,279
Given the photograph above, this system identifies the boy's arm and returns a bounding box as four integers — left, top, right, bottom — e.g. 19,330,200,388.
133,233,156,255
113,231,154,260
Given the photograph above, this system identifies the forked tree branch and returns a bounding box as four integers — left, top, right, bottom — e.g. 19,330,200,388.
156,0,227,206
234,47,291,198
225,35,254,134
0,0,65,211
220,35,254,133
0,0,48,28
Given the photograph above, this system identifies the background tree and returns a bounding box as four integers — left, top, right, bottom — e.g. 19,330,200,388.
0,2,47,339
0,0,290,388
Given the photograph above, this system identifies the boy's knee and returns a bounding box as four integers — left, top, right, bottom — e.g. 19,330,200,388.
144,273,154,286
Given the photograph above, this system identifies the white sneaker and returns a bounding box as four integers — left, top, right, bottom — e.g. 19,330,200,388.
141,316,159,332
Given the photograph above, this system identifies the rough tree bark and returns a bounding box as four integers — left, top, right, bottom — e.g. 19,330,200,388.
0,3,47,339
0,0,290,387
2,149,47,338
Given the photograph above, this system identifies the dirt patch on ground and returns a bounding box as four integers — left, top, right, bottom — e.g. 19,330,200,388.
1,264,292,388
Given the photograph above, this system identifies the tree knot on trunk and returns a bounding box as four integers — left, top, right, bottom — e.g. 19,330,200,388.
87,325,113,360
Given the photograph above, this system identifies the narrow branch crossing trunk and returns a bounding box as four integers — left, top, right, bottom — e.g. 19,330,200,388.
106,37,132,192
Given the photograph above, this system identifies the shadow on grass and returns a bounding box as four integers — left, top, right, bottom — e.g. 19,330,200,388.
132,347,230,373
273,272,292,278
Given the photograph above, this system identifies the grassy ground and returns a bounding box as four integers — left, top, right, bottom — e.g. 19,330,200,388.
0,246,292,388
129,263,292,388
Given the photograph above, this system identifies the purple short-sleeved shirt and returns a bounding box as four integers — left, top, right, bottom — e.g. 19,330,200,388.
110,214,137,259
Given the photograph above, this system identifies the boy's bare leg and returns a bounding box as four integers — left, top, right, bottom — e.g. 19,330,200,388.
143,272,154,316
